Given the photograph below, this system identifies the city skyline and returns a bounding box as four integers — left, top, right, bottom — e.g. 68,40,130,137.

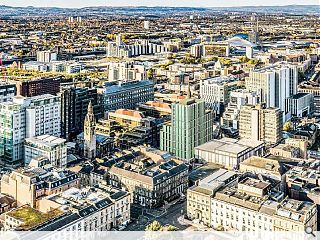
1,0,318,8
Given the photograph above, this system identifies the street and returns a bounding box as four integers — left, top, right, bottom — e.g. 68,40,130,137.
125,201,189,231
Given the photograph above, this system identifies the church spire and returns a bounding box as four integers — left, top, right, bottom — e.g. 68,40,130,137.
88,100,93,115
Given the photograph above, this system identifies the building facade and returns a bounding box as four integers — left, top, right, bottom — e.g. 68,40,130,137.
59,87,103,140
195,138,265,169
160,97,214,161
99,80,154,112
1,165,79,208
0,83,16,103
245,63,298,122
239,104,283,144
24,135,67,167
14,77,61,97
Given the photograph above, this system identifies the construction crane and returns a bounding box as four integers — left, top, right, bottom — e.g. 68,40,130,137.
0,59,6,83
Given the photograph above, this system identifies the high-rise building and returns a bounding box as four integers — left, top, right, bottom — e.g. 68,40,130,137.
245,63,298,122
99,80,154,112
200,77,239,115
83,102,96,160
0,102,26,166
0,94,61,166
239,104,283,144
160,91,214,161
36,50,57,62
190,44,204,58
23,94,61,138
59,87,102,140
222,89,260,129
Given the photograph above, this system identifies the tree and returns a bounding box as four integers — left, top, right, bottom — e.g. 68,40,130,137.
145,221,162,231
147,69,153,79
166,225,178,231
239,56,249,63
283,122,292,132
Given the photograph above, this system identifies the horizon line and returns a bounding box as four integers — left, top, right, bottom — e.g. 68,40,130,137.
0,4,317,9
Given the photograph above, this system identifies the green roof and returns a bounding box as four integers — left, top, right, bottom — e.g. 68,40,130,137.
8,205,63,230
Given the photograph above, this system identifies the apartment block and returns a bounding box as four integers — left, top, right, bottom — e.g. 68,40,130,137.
108,61,146,81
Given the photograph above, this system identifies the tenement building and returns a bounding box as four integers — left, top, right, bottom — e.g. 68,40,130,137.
107,147,188,207
1,160,79,208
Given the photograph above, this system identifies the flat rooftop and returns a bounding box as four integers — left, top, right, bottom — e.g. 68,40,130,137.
25,135,66,147
196,137,264,155
239,177,270,190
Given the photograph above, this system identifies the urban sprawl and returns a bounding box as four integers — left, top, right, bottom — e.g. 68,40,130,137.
0,5,319,235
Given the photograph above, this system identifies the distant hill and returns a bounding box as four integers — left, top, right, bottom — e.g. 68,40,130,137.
0,5,319,17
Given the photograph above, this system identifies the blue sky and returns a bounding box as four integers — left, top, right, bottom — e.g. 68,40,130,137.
1,0,319,8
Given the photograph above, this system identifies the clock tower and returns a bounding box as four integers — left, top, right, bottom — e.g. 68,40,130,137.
84,101,96,159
